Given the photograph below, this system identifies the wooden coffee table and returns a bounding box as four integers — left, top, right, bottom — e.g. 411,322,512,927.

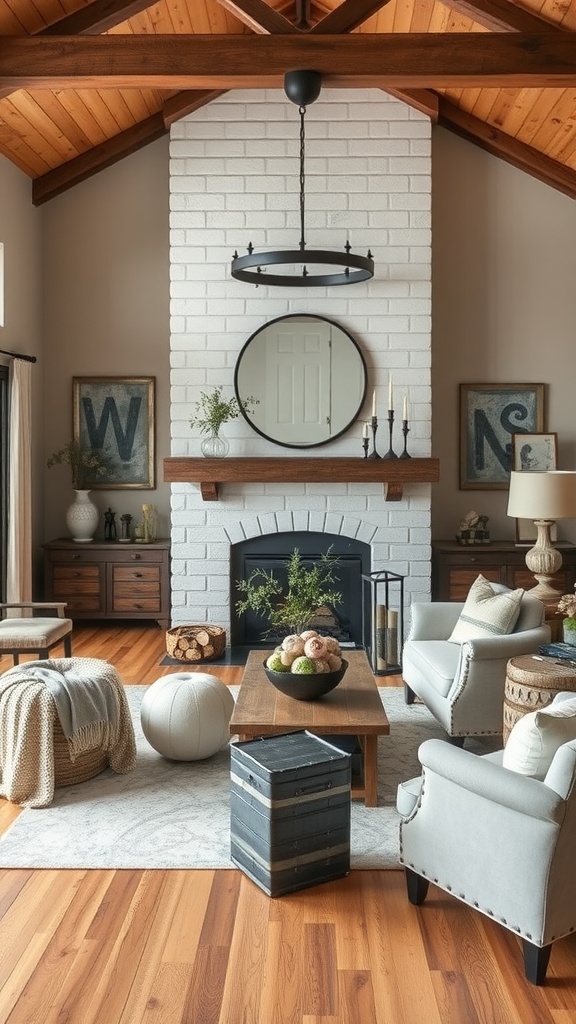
230,649,390,806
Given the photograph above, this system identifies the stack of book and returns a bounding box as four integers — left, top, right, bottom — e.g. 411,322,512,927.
538,643,576,666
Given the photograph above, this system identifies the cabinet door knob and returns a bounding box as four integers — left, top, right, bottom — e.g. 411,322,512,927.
73,554,80,560
134,572,143,578
131,554,142,560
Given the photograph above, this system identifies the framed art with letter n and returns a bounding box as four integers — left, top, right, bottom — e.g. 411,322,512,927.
459,383,544,490
73,376,155,489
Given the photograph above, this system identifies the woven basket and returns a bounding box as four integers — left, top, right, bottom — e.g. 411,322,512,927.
53,717,108,788
166,624,226,663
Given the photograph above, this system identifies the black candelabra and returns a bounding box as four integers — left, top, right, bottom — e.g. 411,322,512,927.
367,415,381,459
382,410,398,460
399,418,411,459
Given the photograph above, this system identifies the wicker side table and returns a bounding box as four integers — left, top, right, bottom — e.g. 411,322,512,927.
503,655,576,742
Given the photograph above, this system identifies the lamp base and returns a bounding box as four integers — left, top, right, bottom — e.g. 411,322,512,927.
524,520,563,602
526,575,564,602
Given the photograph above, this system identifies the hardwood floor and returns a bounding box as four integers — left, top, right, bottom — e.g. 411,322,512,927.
0,624,575,1023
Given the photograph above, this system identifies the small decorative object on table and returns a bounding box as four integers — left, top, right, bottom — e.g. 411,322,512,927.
104,508,117,541
119,513,132,543
455,511,491,545
142,503,157,543
558,593,576,645
382,376,397,460
190,386,258,459
264,631,347,701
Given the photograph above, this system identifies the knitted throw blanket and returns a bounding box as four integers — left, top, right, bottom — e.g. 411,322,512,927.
0,657,137,808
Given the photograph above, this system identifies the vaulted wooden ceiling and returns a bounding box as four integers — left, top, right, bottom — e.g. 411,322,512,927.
1,0,576,205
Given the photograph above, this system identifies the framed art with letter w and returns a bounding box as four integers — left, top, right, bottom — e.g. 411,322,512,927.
459,383,544,490
73,376,155,489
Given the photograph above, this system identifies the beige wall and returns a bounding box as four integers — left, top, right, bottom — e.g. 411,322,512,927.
42,137,171,546
432,127,576,545
0,157,43,587
5,120,576,581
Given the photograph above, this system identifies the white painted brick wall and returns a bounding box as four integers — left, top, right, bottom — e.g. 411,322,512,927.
169,89,432,633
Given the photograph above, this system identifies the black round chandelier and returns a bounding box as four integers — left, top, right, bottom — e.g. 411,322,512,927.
231,70,375,288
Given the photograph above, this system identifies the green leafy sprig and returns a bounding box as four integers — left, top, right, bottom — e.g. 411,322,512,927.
47,440,108,490
235,548,342,636
190,387,258,436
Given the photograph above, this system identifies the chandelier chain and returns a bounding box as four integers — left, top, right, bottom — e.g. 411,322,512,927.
299,105,306,252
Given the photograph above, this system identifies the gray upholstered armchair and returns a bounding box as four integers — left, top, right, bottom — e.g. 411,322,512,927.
402,591,550,740
398,704,576,984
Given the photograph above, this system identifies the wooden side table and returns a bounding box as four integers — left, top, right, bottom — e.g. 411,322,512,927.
504,655,576,742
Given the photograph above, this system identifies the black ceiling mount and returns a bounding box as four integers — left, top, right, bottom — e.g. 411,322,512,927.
230,70,375,288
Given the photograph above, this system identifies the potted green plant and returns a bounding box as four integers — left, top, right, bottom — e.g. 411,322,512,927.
190,386,258,458
558,593,576,645
47,440,108,542
235,548,342,637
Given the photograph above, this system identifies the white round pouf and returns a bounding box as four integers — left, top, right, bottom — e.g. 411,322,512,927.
140,673,235,761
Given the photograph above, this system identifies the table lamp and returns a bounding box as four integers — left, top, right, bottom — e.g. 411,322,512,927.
507,470,576,600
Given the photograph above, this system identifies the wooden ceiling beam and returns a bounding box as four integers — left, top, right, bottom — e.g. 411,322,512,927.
32,111,168,206
215,0,300,34
438,98,576,200
438,0,562,33
309,0,395,34
40,0,161,35
3,34,576,90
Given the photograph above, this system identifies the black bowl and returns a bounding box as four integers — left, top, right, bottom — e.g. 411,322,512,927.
263,659,348,701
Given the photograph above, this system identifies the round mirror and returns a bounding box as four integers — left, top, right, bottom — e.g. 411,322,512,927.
234,314,367,449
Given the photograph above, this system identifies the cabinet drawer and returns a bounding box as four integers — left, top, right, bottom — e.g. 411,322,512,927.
113,566,160,583
446,568,502,601
54,566,100,582
59,595,102,612
113,582,159,599
113,597,161,613
107,548,165,564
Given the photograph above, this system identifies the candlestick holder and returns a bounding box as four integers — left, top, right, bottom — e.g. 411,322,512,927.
362,435,369,459
399,419,411,459
382,410,398,460
368,416,381,459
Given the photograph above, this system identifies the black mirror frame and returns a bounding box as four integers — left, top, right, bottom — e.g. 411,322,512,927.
234,313,367,450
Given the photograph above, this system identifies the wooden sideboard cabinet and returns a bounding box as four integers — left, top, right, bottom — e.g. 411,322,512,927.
431,540,576,602
43,539,171,629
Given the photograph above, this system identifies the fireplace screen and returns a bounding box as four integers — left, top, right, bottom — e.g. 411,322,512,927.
230,532,370,648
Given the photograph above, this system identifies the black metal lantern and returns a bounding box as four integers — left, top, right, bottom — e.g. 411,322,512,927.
231,70,375,288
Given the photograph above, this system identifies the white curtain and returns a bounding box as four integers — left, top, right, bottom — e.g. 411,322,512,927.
6,358,32,603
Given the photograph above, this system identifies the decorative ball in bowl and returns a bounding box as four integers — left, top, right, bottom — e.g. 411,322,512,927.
263,658,348,701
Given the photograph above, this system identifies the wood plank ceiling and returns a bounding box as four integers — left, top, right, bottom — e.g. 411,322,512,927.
1,0,576,204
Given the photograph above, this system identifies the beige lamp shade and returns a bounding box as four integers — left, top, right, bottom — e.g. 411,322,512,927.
507,471,576,520
507,471,576,600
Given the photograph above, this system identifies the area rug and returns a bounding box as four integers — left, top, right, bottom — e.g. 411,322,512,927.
0,687,494,871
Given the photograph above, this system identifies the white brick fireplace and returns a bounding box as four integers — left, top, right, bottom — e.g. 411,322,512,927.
168,88,432,636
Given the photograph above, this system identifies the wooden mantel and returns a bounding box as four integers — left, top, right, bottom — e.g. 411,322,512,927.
163,456,440,502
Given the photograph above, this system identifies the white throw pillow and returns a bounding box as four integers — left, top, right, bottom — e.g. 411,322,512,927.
503,698,576,780
448,574,524,644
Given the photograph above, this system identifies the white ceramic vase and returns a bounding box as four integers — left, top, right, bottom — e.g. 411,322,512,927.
66,489,99,543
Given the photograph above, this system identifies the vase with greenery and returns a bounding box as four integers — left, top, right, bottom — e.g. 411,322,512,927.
235,548,342,637
190,387,258,458
47,441,108,542
558,593,576,645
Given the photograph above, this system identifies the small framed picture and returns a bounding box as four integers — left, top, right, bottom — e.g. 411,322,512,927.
512,432,558,473
512,431,558,544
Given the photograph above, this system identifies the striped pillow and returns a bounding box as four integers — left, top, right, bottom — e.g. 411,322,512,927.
448,575,524,644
